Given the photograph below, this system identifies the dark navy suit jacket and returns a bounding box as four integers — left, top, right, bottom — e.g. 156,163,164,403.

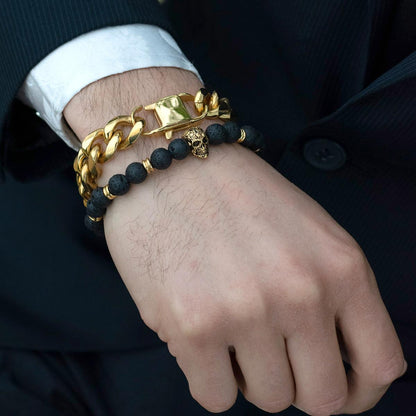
0,0,415,412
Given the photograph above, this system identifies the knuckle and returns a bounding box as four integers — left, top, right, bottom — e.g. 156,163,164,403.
256,397,293,413
177,309,220,344
191,390,236,413
344,397,385,415
227,292,267,326
166,340,180,358
371,352,406,386
283,276,324,309
138,307,160,332
156,330,168,343
333,243,367,278
244,386,295,413
303,395,347,416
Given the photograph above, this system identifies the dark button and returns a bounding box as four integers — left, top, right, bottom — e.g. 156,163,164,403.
303,138,347,171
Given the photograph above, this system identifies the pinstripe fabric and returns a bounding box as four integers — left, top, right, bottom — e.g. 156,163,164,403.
2,0,416,179
0,0,172,108
0,0,172,175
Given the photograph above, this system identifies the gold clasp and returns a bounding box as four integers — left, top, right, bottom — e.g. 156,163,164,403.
143,93,208,139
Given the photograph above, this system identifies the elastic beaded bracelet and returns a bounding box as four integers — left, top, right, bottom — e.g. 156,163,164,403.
85,122,265,236
85,137,190,236
206,121,266,152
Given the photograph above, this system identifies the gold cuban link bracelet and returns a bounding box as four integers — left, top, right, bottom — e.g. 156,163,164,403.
73,89,231,206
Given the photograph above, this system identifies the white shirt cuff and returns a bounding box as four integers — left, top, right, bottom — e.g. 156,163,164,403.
18,24,203,150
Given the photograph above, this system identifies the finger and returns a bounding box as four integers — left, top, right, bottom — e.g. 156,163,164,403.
232,329,295,413
336,287,406,414
175,344,238,413
287,316,348,415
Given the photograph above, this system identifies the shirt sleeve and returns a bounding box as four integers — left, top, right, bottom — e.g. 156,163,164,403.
17,24,203,151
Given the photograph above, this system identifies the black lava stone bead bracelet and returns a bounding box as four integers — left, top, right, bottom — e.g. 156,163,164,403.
206,122,265,151
85,122,265,236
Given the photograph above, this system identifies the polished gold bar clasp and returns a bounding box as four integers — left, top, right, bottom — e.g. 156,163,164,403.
144,93,208,139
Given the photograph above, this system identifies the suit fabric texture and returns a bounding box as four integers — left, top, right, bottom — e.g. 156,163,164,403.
0,0,415,414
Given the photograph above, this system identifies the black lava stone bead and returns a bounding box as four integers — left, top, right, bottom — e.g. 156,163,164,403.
108,174,130,195
223,121,241,143
150,148,172,170
84,215,104,236
241,125,265,150
91,187,112,209
126,162,148,184
86,199,106,217
168,138,190,160
206,123,228,145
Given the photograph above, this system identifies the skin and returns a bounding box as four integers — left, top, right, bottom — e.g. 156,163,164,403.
65,67,407,415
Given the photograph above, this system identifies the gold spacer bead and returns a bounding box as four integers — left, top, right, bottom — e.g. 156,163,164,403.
236,128,246,144
142,158,154,174
103,185,117,200
88,216,103,222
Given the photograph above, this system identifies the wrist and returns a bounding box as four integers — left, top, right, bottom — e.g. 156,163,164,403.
64,67,204,142
94,118,227,186
65,67,235,186
67,67,266,237
65,66,209,186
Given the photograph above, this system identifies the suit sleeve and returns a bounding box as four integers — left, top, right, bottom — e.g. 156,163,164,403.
0,0,174,181
18,24,202,152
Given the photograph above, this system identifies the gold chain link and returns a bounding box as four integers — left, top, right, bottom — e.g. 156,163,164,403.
74,90,231,206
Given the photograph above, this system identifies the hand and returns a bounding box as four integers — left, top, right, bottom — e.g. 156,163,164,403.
65,68,406,415
103,143,405,415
